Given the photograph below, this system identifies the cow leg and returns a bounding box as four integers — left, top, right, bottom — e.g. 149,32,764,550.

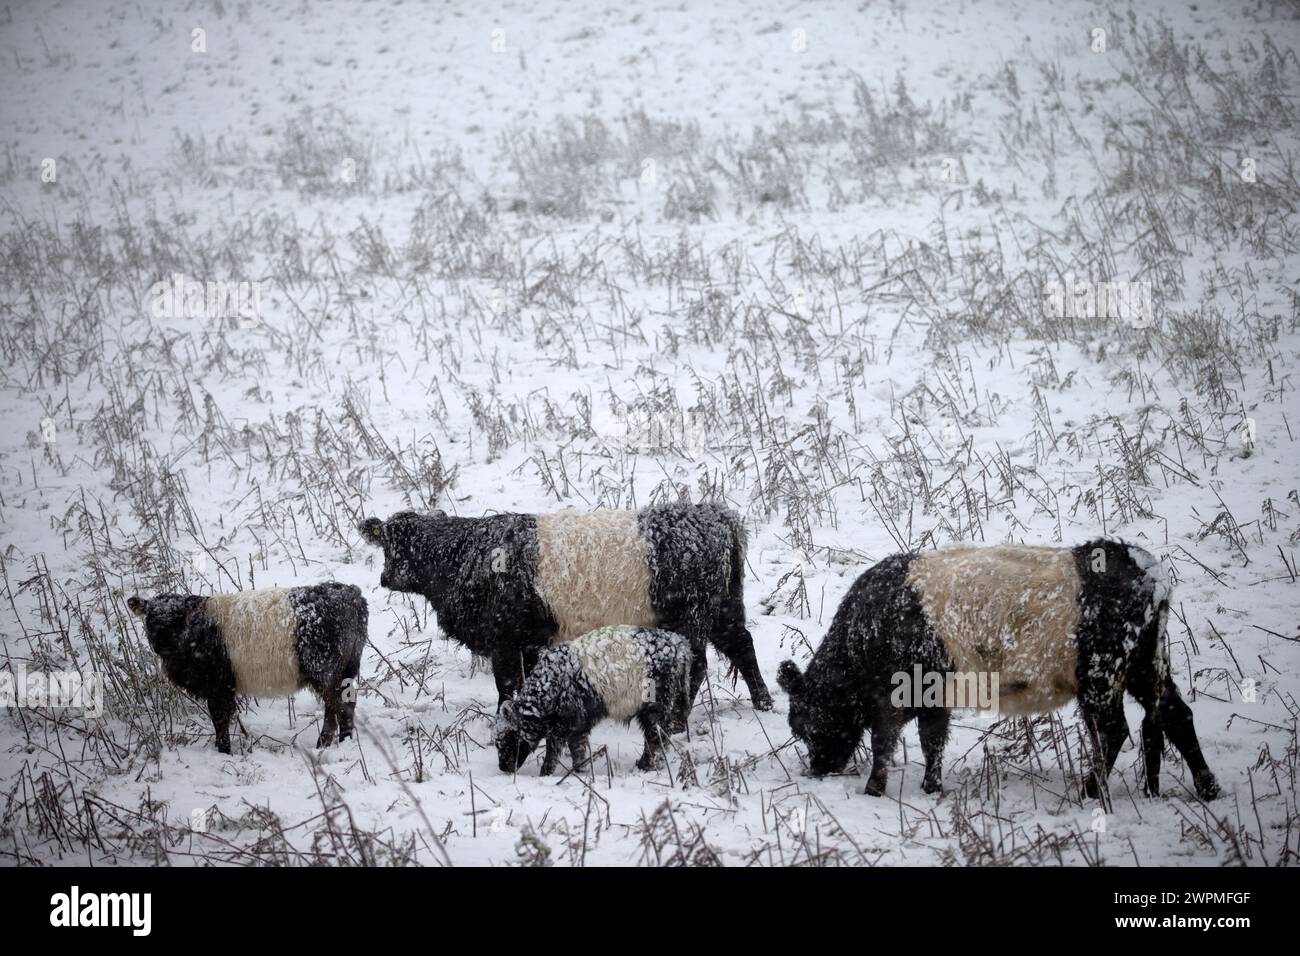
539,735,563,775
1125,655,1164,796
492,642,529,708
296,616,362,748
636,705,669,771
917,708,949,794
1079,681,1129,800
568,734,590,772
709,607,773,711
1139,710,1164,796
865,712,903,796
316,661,358,749
336,641,364,743
666,639,707,735
207,688,237,755
1083,706,1128,801
317,689,340,748
1158,675,1220,800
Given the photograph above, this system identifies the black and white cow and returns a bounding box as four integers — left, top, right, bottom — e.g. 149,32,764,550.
359,502,771,723
127,583,367,753
777,540,1221,801
494,625,693,775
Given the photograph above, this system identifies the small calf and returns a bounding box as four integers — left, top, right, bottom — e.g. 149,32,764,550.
127,583,367,753
778,540,1221,800
494,625,692,775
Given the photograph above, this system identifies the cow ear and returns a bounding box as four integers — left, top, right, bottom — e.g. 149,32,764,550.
359,517,384,545
126,596,148,616
777,660,804,697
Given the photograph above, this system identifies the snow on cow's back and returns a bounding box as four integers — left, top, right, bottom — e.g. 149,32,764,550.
534,510,657,642
1123,542,1172,607
572,625,649,721
906,545,1081,714
206,588,304,697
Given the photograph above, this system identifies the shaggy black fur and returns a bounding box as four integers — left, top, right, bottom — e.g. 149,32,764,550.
290,583,368,747
361,503,772,718
777,541,1221,801
494,626,692,775
639,502,772,721
127,583,367,754
360,510,554,703
1073,540,1219,801
777,554,946,794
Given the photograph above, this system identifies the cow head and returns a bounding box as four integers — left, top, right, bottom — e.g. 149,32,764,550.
778,659,863,777
359,510,445,594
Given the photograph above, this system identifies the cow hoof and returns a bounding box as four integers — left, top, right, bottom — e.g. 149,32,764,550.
922,777,943,795
751,690,775,711
863,778,886,797
1194,772,1221,801
1082,777,1105,801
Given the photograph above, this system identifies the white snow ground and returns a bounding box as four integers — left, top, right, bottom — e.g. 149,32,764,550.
0,0,1297,866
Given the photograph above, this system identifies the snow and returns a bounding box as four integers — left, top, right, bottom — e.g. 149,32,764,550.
0,0,1297,866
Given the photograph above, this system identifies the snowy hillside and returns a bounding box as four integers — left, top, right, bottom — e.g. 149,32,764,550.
1,0,1297,866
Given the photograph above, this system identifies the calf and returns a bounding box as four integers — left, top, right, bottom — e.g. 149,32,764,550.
494,625,692,775
127,583,367,753
360,502,771,723
777,540,1220,801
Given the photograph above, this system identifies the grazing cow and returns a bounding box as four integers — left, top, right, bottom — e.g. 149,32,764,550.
127,583,367,753
494,625,692,775
777,540,1221,800
359,502,771,724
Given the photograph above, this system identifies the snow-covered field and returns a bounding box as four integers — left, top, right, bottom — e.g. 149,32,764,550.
1,0,1297,866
